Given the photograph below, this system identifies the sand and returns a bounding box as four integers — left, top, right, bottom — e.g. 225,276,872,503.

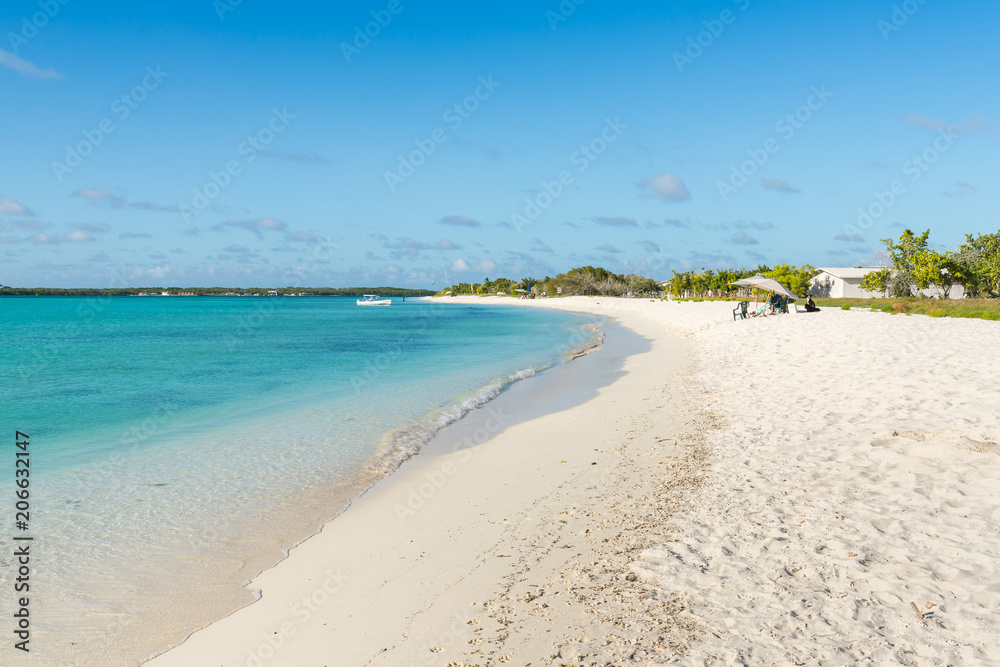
145,297,1000,666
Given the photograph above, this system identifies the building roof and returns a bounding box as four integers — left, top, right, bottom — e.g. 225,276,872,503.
814,267,885,280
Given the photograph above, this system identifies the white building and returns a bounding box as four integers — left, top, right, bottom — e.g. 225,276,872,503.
809,267,965,299
809,267,882,298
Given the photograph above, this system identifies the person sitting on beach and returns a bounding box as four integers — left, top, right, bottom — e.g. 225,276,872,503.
805,296,820,312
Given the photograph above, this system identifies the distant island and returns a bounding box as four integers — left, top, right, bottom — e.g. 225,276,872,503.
0,286,433,297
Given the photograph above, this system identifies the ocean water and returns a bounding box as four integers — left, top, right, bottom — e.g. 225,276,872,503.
0,296,599,665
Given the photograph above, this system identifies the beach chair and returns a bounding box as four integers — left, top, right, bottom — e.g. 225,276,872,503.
733,301,748,321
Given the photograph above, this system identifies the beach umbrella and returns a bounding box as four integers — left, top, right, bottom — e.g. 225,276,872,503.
731,274,799,301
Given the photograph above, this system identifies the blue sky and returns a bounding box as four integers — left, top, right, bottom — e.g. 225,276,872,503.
1,0,997,288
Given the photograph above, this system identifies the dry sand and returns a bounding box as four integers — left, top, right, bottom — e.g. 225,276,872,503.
146,297,999,666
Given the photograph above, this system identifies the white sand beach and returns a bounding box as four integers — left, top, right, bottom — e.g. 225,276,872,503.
146,297,1000,666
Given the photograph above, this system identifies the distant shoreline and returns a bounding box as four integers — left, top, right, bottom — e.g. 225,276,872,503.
0,289,432,297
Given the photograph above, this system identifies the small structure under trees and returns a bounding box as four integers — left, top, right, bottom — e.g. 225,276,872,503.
810,267,888,298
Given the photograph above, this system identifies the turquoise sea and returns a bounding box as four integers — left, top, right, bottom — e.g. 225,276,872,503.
0,296,599,665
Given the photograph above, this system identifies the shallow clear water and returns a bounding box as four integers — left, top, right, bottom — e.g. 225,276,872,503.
0,296,596,665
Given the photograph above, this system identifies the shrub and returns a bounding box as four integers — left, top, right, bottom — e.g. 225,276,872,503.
928,309,947,318
892,302,909,313
881,305,896,314
841,304,851,310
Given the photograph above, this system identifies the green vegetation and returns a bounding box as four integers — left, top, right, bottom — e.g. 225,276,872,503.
439,266,660,298
956,230,1000,297
444,277,521,296
0,286,433,297
441,264,818,300
861,228,1000,299
815,297,1000,320
665,264,817,299
548,266,660,296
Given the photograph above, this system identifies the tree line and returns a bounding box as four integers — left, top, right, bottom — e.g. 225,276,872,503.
7,228,995,301
665,265,817,299
440,266,662,297
0,286,433,297
439,227,1000,301
860,229,1000,298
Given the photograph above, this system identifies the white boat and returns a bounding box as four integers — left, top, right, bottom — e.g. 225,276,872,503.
356,294,392,306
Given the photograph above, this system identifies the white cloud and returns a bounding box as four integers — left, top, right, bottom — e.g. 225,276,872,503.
72,187,114,200
73,187,179,212
904,113,992,136
593,216,638,227
72,222,112,233
762,179,800,193
211,218,289,238
285,231,328,244
0,49,61,79
530,238,554,253
28,231,95,244
384,238,461,259
729,231,759,246
451,258,471,272
834,233,864,243
13,220,47,230
639,172,691,202
440,215,481,227
0,196,32,216
944,181,977,198
646,218,688,229
479,259,497,272
147,266,172,279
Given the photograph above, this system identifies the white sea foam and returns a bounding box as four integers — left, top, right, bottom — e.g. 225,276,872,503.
372,366,541,474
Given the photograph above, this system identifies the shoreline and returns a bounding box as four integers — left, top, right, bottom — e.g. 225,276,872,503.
5,300,605,667
145,300,699,666
136,304,640,665
146,296,1000,666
